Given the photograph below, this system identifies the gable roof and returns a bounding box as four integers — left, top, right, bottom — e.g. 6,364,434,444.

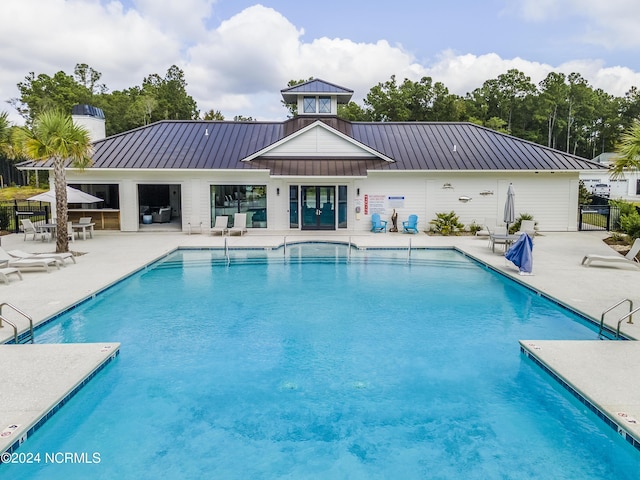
281,79,353,104
18,117,604,176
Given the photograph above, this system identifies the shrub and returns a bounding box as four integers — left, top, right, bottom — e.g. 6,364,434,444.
429,211,465,236
620,210,640,240
468,221,483,235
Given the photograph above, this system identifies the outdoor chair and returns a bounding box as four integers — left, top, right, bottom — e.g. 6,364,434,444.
152,207,171,223
516,220,536,237
0,247,60,272
8,249,76,266
371,213,387,233
582,238,640,269
211,216,229,236
402,214,419,234
21,219,41,241
229,213,247,236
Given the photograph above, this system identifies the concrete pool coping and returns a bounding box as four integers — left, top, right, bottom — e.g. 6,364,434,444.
0,229,638,456
520,340,640,450
0,343,120,456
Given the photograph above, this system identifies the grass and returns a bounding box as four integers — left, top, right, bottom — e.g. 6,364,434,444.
0,186,47,202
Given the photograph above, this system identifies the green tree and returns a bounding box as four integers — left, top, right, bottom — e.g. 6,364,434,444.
142,65,198,121
612,119,640,176
281,78,314,117
15,110,92,253
202,109,225,121
10,70,93,126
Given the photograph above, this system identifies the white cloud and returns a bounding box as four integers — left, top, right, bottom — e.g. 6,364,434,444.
506,0,640,48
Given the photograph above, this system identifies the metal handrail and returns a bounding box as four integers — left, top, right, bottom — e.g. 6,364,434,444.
348,236,351,263
0,315,18,344
616,306,640,339
599,298,633,338
224,237,229,265
0,302,34,344
407,238,412,264
283,236,287,258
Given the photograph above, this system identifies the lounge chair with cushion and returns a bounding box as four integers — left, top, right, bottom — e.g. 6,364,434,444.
8,249,76,266
371,213,387,233
402,214,419,234
0,247,60,272
476,218,497,238
211,216,229,236
229,213,247,236
582,238,640,268
152,207,171,223
0,267,22,284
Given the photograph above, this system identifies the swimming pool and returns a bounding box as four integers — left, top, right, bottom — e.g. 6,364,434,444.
3,245,639,479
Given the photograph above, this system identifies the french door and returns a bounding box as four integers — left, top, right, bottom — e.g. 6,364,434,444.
301,186,335,230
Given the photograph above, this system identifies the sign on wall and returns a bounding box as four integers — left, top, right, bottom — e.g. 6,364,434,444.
366,195,386,214
388,195,405,208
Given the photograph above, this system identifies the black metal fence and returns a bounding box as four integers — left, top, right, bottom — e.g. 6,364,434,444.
578,196,620,231
0,201,51,233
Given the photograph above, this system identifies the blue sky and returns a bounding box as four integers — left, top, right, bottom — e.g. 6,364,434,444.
2,0,639,125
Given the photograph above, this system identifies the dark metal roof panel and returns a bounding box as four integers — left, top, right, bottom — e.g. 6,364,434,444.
21,120,603,173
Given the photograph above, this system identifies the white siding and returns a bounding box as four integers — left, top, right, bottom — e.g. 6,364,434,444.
263,126,375,157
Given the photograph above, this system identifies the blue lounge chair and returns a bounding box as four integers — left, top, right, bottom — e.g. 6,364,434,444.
402,214,419,234
371,213,387,233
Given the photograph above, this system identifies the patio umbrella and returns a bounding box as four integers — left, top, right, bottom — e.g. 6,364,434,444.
27,186,103,204
503,183,515,232
505,232,533,275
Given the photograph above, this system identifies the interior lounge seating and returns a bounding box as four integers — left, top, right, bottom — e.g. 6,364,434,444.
582,238,640,269
211,216,229,236
152,207,171,223
402,214,419,234
371,213,387,233
229,213,247,236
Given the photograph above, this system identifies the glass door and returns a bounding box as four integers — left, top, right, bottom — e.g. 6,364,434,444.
301,186,335,230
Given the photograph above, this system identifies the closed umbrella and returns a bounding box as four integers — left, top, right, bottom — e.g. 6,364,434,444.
503,183,515,233
28,186,103,204
505,232,533,275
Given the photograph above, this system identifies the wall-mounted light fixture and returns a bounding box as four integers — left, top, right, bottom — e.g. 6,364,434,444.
357,188,360,196
442,183,454,189
276,187,280,196
458,196,472,203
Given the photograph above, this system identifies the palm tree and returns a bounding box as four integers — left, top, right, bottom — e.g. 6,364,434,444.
0,112,12,158
612,119,640,177
16,110,92,253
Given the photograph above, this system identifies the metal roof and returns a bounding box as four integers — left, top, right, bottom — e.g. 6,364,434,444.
19,118,604,176
281,79,353,104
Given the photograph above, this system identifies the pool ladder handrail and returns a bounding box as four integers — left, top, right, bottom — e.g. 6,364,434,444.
348,236,351,263
406,238,412,264
224,237,230,265
599,298,633,339
0,302,34,344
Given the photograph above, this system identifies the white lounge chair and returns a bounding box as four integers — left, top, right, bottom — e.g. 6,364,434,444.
476,217,496,238
582,238,640,268
211,216,228,236
0,267,22,284
0,247,60,272
229,213,247,236
8,249,76,266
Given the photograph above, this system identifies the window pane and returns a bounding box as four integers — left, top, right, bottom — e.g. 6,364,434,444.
338,185,347,228
289,185,298,228
303,97,316,113
211,185,267,228
319,97,331,114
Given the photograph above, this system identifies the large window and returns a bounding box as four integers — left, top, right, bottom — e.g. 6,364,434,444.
211,185,267,228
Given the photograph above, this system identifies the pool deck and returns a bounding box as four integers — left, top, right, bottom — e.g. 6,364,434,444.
0,228,639,453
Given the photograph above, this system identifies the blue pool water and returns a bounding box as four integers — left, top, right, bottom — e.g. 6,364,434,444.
3,245,639,479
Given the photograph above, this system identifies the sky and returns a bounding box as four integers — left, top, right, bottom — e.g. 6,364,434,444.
2,0,640,125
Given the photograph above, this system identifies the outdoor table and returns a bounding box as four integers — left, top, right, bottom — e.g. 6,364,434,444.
72,223,95,240
37,223,57,242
